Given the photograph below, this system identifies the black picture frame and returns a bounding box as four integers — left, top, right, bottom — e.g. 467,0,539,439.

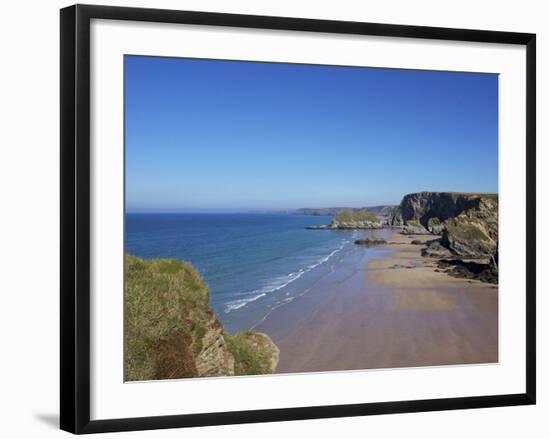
60,4,536,434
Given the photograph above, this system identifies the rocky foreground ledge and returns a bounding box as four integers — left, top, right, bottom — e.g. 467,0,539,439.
125,255,279,381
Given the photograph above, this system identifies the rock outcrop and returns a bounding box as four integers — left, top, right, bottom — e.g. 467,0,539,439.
306,221,382,230
421,240,453,258
298,205,397,217
195,317,235,377
354,238,387,247
125,255,279,381
300,205,397,228
306,209,383,230
392,192,498,259
402,220,432,235
436,259,498,284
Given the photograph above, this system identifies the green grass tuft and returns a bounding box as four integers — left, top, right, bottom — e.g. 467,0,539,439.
125,255,279,381
446,222,491,242
124,255,210,381
224,332,279,375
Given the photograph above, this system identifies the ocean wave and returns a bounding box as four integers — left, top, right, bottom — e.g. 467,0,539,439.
249,287,312,330
224,240,349,313
224,292,267,311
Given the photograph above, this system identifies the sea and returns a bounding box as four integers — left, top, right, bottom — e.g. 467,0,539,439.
125,213,383,333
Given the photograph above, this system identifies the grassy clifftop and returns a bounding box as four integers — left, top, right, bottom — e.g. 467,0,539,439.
335,209,379,223
125,255,279,381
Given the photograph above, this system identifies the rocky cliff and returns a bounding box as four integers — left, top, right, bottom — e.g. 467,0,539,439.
125,255,279,381
392,192,498,259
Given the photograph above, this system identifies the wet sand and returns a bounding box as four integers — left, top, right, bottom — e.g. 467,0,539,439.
256,230,498,374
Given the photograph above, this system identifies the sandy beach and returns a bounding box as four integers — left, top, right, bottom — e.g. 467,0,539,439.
256,229,498,374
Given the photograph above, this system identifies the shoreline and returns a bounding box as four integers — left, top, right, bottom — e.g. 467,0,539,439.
255,229,498,374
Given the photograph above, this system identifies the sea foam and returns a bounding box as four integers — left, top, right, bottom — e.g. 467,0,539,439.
224,240,349,312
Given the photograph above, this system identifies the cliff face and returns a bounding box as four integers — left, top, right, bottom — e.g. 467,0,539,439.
125,255,279,381
392,192,498,259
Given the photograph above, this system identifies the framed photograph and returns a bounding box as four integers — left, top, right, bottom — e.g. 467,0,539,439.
60,4,536,434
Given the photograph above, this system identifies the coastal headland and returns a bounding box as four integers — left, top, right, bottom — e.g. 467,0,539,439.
256,192,499,373
125,191,499,378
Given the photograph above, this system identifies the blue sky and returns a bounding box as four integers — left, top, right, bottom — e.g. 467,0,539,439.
125,56,498,211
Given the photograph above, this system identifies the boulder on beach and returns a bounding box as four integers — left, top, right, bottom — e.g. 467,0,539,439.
421,240,453,258
427,217,445,235
402,220,431,235
437,259,498,284
354,238,387,247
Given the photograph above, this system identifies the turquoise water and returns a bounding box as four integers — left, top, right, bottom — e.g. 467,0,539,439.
125,213,379,333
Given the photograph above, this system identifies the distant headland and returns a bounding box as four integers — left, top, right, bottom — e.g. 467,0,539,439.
301,191,498,284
